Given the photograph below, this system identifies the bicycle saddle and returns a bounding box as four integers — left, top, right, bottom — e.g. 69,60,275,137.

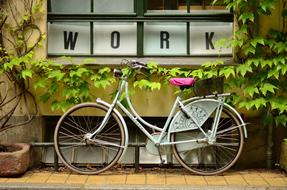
169,78,195,87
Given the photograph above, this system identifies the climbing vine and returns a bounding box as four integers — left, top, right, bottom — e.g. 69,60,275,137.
1,0,286,129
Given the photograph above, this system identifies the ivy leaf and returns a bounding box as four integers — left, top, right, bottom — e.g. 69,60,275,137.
49,82,59,94
21,69,33,79
219,66,235,78
270,98,287,114
169,68,181,76
63,88,78,98
4,57,22,70
147,61,158,69
150,82,161,90
236,64,252,76
250,37,265,47
39,93,51,103
244,46,256,55
191,69,204,79
279,64,287,75
275,115,287,126
267,69,280,79
98,67,111,75
48,70,65,81
34,78,48,89
248,59,261,67
51,100,71,112
239,12,254,24
252,98,267,110
205,70,218,78
238,100,253,110
133,79,150,89
244,85,259,97
93,79,113,89
70,67,90,78
202,61,224,68
260,83,277,96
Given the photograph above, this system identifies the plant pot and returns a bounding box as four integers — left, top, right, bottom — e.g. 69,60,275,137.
280,140,287,172
0,143,30,177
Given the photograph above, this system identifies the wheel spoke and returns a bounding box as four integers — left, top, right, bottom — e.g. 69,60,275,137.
54,103,125,175
172,107,244,175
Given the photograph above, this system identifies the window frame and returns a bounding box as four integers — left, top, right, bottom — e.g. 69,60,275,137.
47,0,233,57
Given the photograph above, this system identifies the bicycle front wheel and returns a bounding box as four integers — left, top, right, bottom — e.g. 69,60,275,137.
171,106,244,175
54,103,126,175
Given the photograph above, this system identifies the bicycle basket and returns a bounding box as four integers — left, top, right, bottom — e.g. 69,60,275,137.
193,77,224,96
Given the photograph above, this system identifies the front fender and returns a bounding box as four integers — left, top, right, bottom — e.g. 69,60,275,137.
96,98,129,161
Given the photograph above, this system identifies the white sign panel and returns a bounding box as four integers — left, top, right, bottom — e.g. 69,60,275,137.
190,22,232,55
48,23,90,54
94,0,134,13
48,22,233,56
93,22,137,55
144,22,186,55
49,0,90,13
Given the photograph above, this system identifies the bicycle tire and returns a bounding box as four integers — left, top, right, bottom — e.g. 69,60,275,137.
54,102,126,175
171,106,244,175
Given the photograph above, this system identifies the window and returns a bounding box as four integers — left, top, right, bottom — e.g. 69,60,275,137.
47,0,233,57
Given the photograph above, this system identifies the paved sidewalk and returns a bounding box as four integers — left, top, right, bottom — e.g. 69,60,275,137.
0,168,286,190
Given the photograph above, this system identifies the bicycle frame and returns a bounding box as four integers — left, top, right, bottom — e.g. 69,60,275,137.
91,75,230,147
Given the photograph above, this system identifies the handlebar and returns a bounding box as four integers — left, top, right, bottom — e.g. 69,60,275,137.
121,59,148,70
114,60,149,78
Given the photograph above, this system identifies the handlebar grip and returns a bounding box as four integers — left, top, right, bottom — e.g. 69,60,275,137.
131,60,149,70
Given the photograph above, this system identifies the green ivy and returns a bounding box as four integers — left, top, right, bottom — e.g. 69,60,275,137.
189,0,287,127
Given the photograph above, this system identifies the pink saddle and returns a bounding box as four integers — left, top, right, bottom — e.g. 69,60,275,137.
169,78,195,87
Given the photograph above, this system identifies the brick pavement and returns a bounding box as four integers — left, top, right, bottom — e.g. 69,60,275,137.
0,168,286,189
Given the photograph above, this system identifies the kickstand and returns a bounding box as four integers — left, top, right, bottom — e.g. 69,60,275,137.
157,146,165,166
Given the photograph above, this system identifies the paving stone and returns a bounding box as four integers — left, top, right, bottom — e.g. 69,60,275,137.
166,174,186,185
25,172,51,183
86,175,108,185
6,175,30,183
126,174,146,185
224,175,247,186
46,173,69,184
242,174,269,186
263,177,287,186
204,176,227,186
185,175,206,185
66,174,88,184
259,172,286,178
146,174,165,185
0,178,8,182
106,174,127,185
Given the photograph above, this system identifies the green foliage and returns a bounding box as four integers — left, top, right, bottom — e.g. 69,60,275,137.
1,0,287,130
188,0,287,127
30,59,116,111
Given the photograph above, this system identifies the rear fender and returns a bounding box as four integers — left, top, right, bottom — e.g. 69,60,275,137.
169,99,247,138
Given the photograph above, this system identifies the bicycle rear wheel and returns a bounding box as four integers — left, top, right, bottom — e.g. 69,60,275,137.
171,106,244,175
54,103,126,175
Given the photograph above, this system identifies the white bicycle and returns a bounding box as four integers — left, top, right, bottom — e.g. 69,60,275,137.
54,60,247,175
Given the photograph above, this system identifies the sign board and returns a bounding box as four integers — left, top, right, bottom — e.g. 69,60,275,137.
144,22,187,55
94,22,137,55
190,22,232,55
48,23,90,54
48,22,232,56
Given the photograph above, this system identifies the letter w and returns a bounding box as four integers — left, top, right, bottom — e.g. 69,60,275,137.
64,31,78,50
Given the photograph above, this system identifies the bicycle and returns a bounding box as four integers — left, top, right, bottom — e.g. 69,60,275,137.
54,60,247,175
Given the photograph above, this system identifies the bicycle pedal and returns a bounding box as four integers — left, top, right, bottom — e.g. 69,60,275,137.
160,159,166,165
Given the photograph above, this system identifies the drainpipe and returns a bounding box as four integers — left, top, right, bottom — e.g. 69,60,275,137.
266,124,273,168
253,0,273,169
